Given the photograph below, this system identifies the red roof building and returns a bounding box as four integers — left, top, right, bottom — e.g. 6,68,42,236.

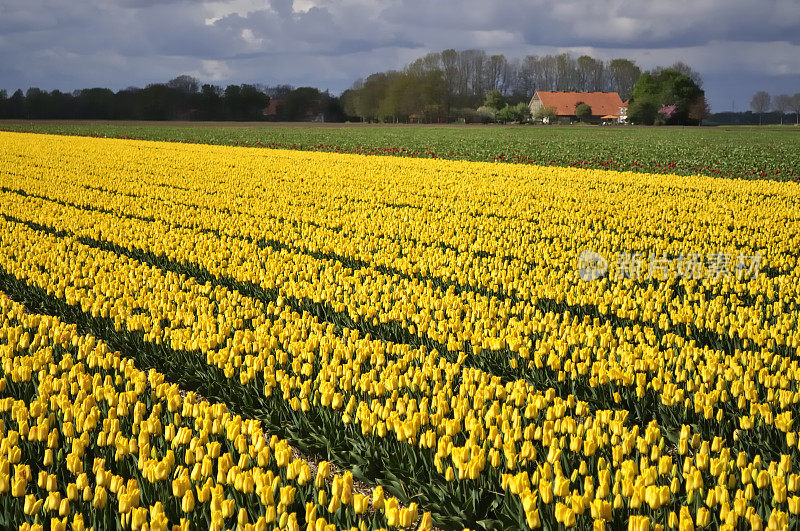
263,98,282,118
529,91,627,123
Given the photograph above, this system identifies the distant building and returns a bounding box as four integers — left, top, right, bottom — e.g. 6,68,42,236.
263,99,282,119
618,100,629,123
529,91,627,124
263,97,328,122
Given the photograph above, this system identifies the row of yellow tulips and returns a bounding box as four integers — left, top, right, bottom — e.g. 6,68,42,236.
0,290,428,530
2,131,800,529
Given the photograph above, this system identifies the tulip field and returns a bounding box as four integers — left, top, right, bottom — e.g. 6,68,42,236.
2,122,799,182
1,130,800,530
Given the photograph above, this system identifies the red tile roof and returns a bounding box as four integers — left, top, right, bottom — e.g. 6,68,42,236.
535,91,625,117
264,99,282,116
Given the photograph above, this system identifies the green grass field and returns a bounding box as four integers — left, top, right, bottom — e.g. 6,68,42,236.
2,120,799,180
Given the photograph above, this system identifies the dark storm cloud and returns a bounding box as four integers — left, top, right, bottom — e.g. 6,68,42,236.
517,0,800,49
380,0,800,48
0,0,798,112
270,0,294,18
116,0,200,6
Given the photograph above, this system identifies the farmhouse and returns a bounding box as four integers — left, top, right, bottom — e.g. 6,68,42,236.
529,91,627,124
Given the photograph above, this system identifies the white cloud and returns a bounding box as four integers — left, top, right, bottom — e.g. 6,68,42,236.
198,59,232,81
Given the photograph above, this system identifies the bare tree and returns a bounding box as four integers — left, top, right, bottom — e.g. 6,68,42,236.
554,53,578,91
499,57,514,95
455,51,473,99
606,58,641,100
440,49,459,106
457,49,487,103
666,61,703,88
539,55,558,91
689,95,710,125
484,55,508,92
516,55,541,97
792,93,800,125
774,94,793,125
577,55,604,91
750,91,771,125
407,52,442,75
505,57,523,100
167,75,200,94
470,50,489,99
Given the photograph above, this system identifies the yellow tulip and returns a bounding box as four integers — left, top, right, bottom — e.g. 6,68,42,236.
353,493,368,514
58,498,69,518
789,496,800,514
237,508,249,526
11,476,27,497
695,507,710,527
23,494,41,515
773,476,787,503
419,511,434,531
181,489,195,512
92,486,107,509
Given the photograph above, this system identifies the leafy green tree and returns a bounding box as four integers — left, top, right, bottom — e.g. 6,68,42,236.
534,106,557,124
76,88,116,119
198,84,224,120
381,73,416,122
112,87,143,119
341,67,446,123
496,102,530,124
657,61,703,89
139,84,178,120
628,72,660,124
6,90,25,118
512,102,532,123
415,69,447,122
339,88,361,121
359,72,397,122
25,88,50,119
496,104,515,123
48,90,73,119
627,100,657,125
484,89,506,111
475,105,497,123
282,87,323,121
628,69,704,125
575,103,592,122
667,73,705,124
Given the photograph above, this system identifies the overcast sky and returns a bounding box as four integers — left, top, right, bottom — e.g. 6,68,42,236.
1,0,799,112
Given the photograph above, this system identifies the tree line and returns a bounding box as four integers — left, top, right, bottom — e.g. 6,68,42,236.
749,92,800,125
0,76,341,121
2,49,774,127
340,50,644,123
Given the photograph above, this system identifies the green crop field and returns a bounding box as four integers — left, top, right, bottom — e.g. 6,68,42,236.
2,120,799,181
